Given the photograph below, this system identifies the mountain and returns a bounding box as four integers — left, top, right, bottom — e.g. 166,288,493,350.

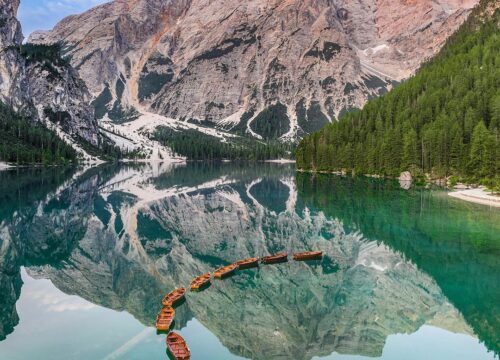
29,0,478,142
0,0,101,162
0,0,26,110
296,0,499,184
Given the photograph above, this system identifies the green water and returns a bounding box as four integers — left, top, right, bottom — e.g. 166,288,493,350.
0,163,498,360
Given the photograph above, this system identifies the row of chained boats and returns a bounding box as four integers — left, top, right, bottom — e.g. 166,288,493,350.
157,251,323,359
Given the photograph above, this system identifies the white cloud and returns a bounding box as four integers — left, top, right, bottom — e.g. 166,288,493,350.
21,268,97,313
18,0,109,36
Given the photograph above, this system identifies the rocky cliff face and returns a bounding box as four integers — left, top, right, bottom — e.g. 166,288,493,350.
0,0,99,147
23,48,100,146
0,0,28,111
30,0,478,140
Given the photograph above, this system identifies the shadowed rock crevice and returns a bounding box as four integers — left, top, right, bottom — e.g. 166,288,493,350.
28,0,479,140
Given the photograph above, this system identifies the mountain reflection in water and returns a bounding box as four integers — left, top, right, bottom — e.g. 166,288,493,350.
0,163,498,360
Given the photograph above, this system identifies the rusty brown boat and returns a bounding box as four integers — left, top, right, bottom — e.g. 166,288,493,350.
214,264,238,279
162,288,186,307
190,273,211,290
261,252,288,264
236,257,259,269
156,306,175,332
293,251,323,261
166,332,191,360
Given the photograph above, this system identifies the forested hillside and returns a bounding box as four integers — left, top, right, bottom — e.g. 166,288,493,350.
0,102,77,164
154,127,294,161
296,2,499,186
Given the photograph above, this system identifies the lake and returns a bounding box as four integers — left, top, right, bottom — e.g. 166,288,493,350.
0,163,498,360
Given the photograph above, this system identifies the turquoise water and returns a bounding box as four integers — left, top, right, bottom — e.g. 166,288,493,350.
0,163,498,360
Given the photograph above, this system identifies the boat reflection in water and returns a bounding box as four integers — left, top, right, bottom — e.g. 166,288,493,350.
0,163,498,360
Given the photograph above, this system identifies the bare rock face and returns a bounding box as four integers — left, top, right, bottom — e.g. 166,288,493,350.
0,0,28,111
24,53,100,146
30,0,478,140
399,171,413,189
0,0,99,147
351,0,479,78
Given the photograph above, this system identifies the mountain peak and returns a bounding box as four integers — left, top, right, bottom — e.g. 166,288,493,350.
29,0,479,141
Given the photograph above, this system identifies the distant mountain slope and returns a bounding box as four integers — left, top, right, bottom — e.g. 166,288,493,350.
0,0,102,162
296,0,499,183
0,101,77,164
29,0,478,141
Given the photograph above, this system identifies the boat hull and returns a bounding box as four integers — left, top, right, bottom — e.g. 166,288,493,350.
293,252,323,261
162,288,186,307
261,253,288,264
167,332,191,360
214,264,238,279
191,283,210,291
190,274,211,290
236,257,259,269
156,307,175,332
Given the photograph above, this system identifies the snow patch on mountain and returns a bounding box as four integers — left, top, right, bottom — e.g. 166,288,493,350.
99,109,249,160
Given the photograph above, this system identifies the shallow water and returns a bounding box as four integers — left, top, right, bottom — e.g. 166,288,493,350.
0,163,498,360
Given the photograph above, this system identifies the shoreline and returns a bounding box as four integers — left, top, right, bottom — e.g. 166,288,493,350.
448,188,500,208
0,162,13,171
298,168,500,209
0,158,295,171
4,161,498,208
264,159,296,164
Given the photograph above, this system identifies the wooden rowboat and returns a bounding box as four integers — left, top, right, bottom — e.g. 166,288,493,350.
190,273,211,290
156,306,175,332
166,332,191,360
261,252,288,264
214,264,238,279
236,257,259,269
293,251,323,261
162,288,186,307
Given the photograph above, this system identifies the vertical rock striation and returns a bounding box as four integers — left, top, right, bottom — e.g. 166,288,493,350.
29,0,479,140
0,0,99,147
0,0,27,111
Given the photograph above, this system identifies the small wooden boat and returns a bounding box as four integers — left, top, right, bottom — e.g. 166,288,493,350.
166,332,191,360
162,288,186,307
236,257,259,269
214,264,238,279
293,251,323,261
190,273,211,290
156,306,175,332
261,252,288,264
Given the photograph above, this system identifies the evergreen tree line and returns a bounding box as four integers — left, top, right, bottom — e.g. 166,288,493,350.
296,5,499,187
154,127,294,161
20,43,69,67
0,101,77,164
77,133,130,161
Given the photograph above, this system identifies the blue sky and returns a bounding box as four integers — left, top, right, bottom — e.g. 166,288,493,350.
18,0,109,37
